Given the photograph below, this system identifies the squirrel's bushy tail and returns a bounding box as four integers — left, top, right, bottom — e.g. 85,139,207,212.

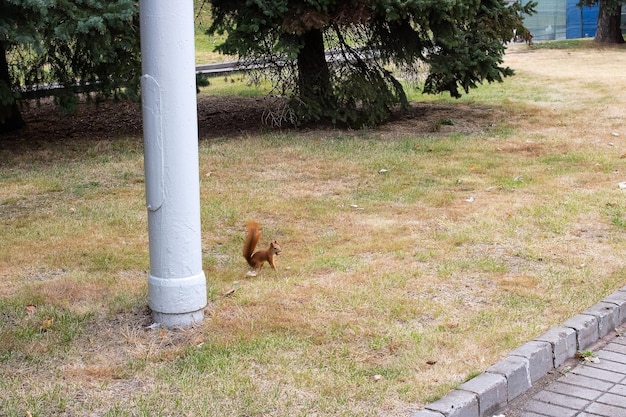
243,221,261,266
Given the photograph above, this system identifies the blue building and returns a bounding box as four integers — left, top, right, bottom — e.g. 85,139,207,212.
521,0,599,41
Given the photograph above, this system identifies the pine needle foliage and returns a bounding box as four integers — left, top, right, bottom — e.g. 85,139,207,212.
0,0,140,132
207,0,536,127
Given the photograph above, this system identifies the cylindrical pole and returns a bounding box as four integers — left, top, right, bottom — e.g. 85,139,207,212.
139,0,206,328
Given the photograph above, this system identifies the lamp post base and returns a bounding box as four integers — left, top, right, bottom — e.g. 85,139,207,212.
151,309,204,328
148,272,207,329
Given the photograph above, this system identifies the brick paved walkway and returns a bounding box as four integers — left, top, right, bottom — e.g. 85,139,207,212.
498,331,626,417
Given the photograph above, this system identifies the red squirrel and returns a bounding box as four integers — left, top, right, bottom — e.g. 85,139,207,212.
243,221,281,275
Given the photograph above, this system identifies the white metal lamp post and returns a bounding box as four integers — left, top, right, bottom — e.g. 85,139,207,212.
139,0,206,328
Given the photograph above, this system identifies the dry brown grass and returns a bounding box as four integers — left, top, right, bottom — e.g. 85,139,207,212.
2,43,626,417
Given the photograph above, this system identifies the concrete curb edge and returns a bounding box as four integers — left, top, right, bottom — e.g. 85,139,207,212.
410,285,626,417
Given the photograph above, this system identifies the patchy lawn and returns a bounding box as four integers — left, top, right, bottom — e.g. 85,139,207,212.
1,43,626,417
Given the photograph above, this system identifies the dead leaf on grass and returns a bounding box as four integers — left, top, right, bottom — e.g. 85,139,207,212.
25,304,36,316
222,288,237,297
41,317,54,331
194,336,205,348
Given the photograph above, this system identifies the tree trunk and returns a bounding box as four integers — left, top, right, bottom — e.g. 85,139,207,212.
0,43,24,133
595,1,625,44
296,28,335,110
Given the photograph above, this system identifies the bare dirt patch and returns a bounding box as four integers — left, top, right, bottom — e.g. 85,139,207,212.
0,93,500,152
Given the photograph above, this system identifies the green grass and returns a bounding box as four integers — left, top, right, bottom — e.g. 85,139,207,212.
194,0,229,64
200,74,272,96
531,38,594,49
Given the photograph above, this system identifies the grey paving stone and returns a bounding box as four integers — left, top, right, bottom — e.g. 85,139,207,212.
425,389,478,417
597,392,626,408
597,349,626,364
584,302,619,338
612,337,626,346
605,340,626,354
562,314,599,351
510,341,554,383
486,355,531,401
519,413,550,417
585,401,626,416
585,357,626,374
533,389,590,409
578,413,609,417
545,380,603,401
608,383,626,396
571,365,624,383
524,399,577,417
535,326,577,368
557,373,615,391
459,372,506,417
